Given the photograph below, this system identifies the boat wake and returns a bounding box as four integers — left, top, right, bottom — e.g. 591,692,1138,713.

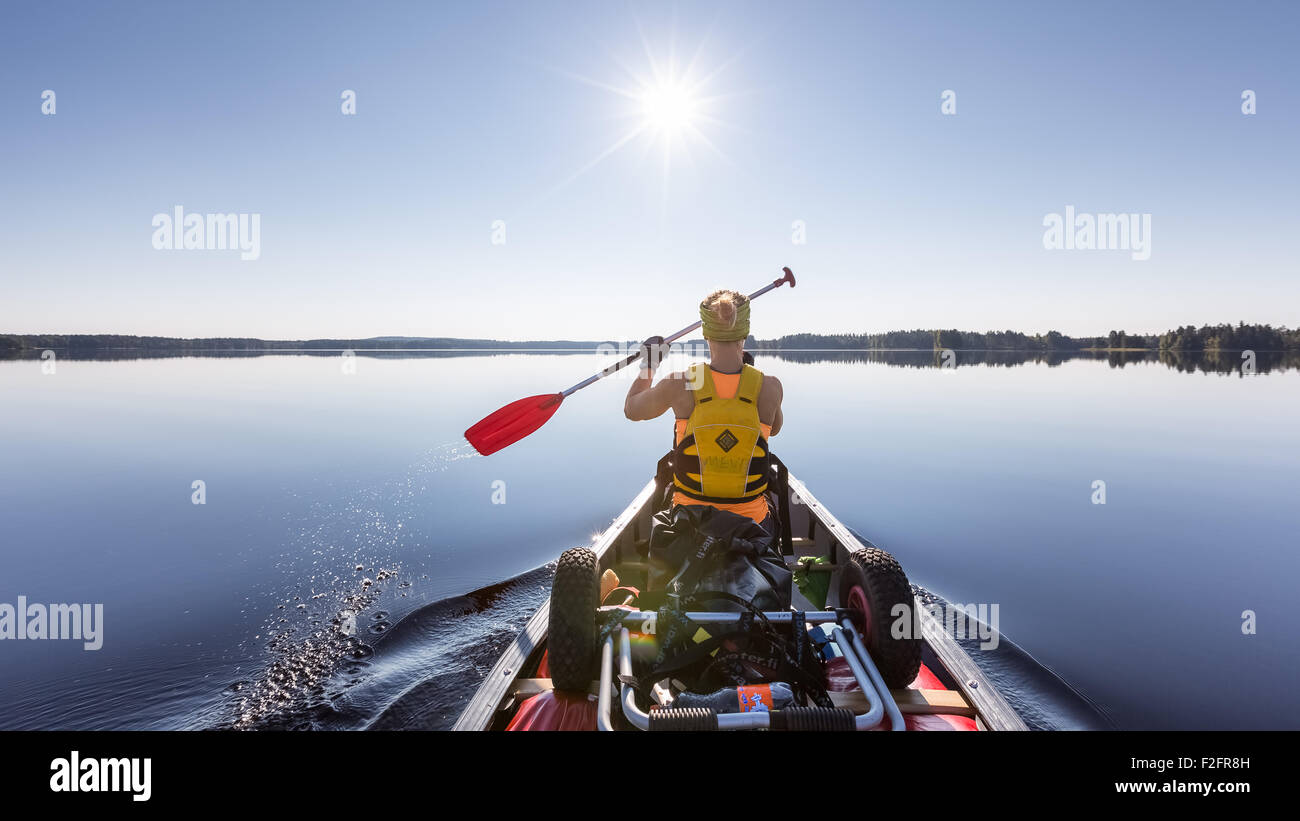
211,566,554,731
217,564,403,730
194,438,511,731
359,567,553,730
910,586,1115,730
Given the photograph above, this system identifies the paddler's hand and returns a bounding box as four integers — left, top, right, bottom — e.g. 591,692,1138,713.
640,335,670,373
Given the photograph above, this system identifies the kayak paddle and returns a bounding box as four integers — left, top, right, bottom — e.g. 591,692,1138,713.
464,267,796,455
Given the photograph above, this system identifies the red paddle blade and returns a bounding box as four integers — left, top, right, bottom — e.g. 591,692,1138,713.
464,393,564,456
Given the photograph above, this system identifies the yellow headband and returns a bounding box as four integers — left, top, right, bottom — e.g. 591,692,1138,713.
699,298,750,341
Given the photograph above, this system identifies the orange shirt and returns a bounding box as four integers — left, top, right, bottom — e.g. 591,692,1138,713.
672,369,772,523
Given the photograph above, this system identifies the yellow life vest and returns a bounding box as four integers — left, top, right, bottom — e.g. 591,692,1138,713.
672,363,770,503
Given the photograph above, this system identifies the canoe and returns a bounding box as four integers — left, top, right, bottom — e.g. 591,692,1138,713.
453,455,1027,731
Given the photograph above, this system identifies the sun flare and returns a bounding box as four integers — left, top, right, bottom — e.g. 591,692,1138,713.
640,81,699,135
545,26,740,202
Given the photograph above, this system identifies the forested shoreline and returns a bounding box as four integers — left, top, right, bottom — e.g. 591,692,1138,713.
3,323,1297,357
751,323,1300,352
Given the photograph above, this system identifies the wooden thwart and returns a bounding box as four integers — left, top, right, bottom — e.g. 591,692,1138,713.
513,678,600,698
829,688,976,717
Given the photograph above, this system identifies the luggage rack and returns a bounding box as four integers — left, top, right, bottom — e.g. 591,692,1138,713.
595,610,906,731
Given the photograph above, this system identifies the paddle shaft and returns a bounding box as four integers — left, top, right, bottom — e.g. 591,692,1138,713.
559,269,795,397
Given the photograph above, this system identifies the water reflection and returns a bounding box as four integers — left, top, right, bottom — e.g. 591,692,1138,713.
756,348,1300,374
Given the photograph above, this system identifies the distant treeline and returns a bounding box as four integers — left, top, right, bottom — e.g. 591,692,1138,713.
4,323,1297,357
1152,324,1300,352
757,347,1300,375
751,323,1300,352
0,335,634,355
750,330,1089,351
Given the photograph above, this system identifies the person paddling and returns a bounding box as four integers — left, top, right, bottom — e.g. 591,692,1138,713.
464,270,795,611
624,288,784,532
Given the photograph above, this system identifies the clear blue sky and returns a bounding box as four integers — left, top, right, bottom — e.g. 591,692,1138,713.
2,1,1296,340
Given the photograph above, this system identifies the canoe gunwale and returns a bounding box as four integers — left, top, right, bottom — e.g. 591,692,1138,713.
450,479,656,731
786,474,1027,732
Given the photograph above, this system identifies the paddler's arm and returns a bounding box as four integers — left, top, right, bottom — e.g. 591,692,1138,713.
624,371,683,420
624,336,676,420
762,374,784,436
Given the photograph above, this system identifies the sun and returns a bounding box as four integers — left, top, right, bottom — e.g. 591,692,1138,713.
640,81,699,135
544,27,740,200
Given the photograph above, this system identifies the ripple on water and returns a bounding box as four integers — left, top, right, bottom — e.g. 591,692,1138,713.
223,562,400,730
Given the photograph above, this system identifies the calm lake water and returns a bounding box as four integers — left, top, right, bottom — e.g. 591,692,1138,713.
1,350,1296,730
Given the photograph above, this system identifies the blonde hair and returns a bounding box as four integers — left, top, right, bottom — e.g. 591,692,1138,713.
701,289,747,330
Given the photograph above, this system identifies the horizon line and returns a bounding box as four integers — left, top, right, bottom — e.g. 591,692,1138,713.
5,320,1297,344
